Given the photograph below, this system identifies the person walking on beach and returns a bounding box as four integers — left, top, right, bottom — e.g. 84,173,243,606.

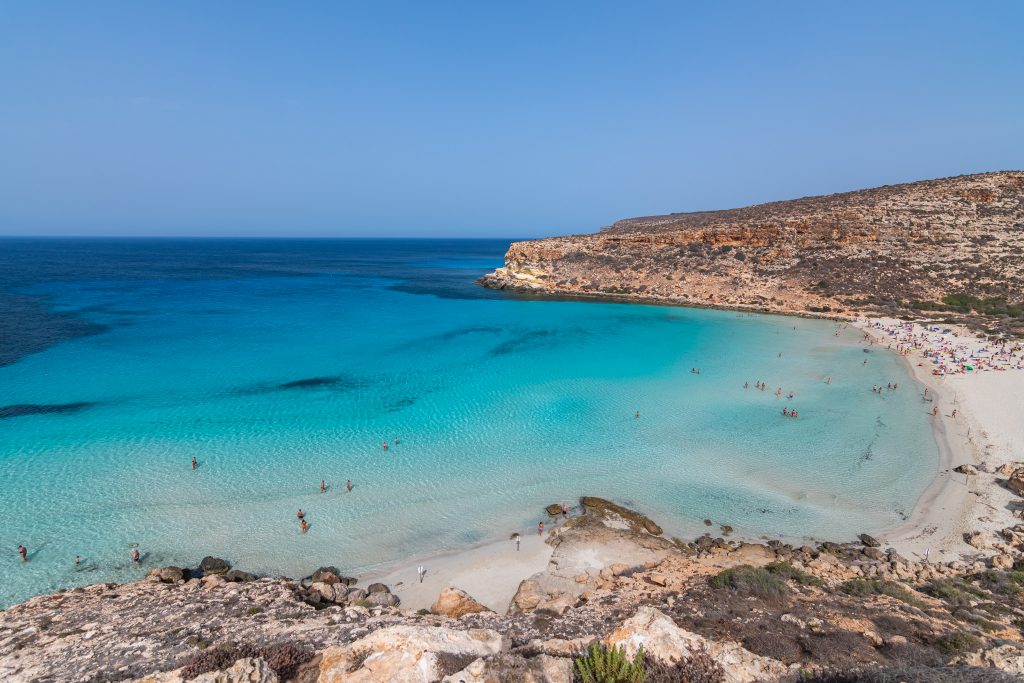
538,521,544,536
513,533,520,551
932,406,939,416
18,545,27,562
417,565,426,582
346,479,352,493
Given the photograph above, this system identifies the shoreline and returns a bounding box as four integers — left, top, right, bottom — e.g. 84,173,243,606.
854,317,1023,566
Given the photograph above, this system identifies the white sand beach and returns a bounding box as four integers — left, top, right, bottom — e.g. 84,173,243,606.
856,317,1024,563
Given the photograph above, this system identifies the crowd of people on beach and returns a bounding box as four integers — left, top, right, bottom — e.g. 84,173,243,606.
862,319,1024,375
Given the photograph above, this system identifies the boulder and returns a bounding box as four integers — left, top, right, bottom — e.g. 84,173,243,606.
311,582,336,602
316,625,503,683
863,547,884,561
311,566,341,584
199,556,230,575
1008,468,1024,497
366,582,390,594
146,566,187,583
191,657,278,683
345,588,368,604
606,607,787,683
510,579,545,612
535,593,575,616
991,554,1015,570
545,503,563,516
996,463,1022,476
858,533,881,548
953,644,1024,674
954,464,978,475
365,591,400,608
431,587,491,618
331,584,351,603
965,531,989,549
223,569,255,583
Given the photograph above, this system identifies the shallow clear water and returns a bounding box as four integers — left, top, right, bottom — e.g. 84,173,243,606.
0,238,937,607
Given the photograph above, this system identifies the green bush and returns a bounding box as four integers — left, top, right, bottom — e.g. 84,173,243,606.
575,642,646,683
838,579,926,608
709,565,789,600
936,630,983,656
764,561,825,587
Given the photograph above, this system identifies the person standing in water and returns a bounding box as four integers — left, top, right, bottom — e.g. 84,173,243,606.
18,545,27,562
132,548,140,564
301,518,308,533
346,479,352,493
75,555,81,566
320,479,326,493
538,521,544,536
192,456,197,470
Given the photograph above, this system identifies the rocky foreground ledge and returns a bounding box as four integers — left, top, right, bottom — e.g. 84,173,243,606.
2,497,1024,683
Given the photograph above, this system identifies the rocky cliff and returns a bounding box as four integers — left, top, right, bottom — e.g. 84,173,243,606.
480,172,1024,334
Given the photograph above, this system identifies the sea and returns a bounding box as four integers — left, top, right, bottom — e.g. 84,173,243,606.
0,238,938,607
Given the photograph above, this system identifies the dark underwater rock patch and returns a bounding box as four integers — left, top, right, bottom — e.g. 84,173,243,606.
0,402,96,419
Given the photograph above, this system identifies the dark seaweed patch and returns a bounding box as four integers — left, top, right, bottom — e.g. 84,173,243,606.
0,402,95,419
385,397,416,412
278,376,353,390
489,330,555,356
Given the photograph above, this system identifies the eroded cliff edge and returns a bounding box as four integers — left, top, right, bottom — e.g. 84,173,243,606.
480,171,1024,334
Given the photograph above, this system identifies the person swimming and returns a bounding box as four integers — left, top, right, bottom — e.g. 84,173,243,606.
297,509,305,520
132,548,140,564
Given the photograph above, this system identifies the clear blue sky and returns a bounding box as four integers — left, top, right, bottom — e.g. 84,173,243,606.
1,2,1022,237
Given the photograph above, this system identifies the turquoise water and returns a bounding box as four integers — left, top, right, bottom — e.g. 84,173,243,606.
0,239,937,607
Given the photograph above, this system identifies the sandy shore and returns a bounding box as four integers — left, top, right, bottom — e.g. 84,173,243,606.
855,317,1024,563
361,529,554,614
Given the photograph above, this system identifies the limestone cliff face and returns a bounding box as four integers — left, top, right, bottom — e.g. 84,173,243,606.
480,171,1024,332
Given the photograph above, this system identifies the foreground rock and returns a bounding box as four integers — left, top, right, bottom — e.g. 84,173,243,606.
430,587,491,618
606,607,788,683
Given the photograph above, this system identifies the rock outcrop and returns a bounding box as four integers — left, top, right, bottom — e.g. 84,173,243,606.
431,587,491,618
606,607,788,683
480,171,1024,335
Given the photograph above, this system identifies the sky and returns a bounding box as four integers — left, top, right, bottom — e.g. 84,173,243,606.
1,2,1022,238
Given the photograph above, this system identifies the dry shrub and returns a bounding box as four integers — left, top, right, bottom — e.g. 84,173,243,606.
180,641,313,681
742,629,804,664
644,649,724,683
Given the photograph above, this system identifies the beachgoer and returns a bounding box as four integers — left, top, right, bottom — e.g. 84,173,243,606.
297,509,304,520
75,555,81,565
951,409,958,418
635,411,640,418
743,381,749,389
538,521,544,536
932,406,939,416
132,548,140,564
382,441,388,451
192,457,197,470
320,479,326,493
18,545,27,562
792,410,798,418
394,437,399,445
561,503,568,517
301,519,308,533
346,479,352,493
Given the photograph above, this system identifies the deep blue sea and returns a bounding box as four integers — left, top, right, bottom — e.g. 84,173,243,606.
0,238,937,607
